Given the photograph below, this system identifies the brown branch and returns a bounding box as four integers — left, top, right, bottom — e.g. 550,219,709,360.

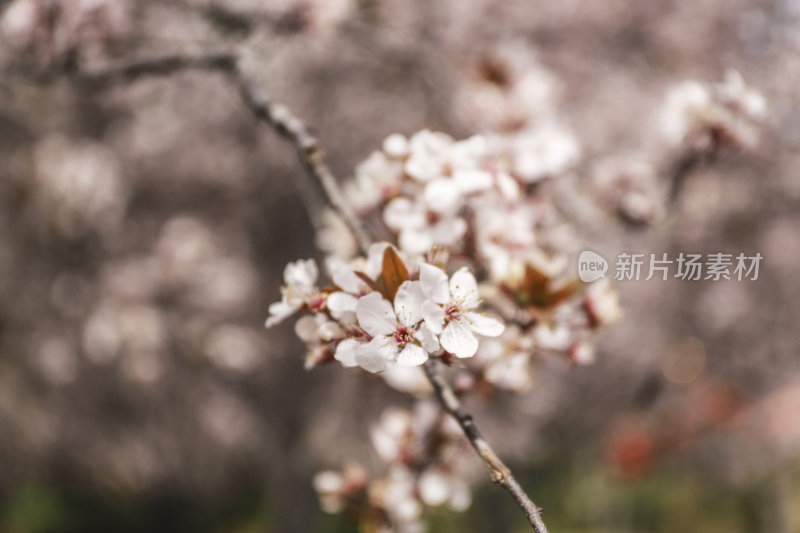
423,359,550,533
75,53,238,86
229,67,372,254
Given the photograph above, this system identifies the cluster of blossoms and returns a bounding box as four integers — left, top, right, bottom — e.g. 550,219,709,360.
338,128,580,280
590,70,768,226
263,113,625,529
266,243,505,373
0,0,129,60
660,69,768,153
266,119,627,386
263,42,630,521
264,53,765,530
313,402,476,533
266,121,622,528
454,41,559,133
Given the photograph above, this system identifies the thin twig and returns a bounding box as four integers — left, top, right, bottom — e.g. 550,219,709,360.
75,53,238,85
229,67,372,254
423,359,550,533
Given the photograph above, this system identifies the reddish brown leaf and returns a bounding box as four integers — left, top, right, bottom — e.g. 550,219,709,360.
379,246,409,300
519,263,579,309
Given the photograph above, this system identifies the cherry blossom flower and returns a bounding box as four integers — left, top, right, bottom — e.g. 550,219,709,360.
661,80,714,146
661,71,767,151
383,196,468,254
533,323,572,351
312,461,368,514
419,264,504,358
404,129,454,182
454,41,558,132
569,341,596,365
417,467,472,511
373,467,424,527
325,242,409,320
584,279,623,327
505,123,580,183
343,149,404,212
294,313,344,344
381,366,432,394
265,259,322,327
473,326,535,391
353,282,439,372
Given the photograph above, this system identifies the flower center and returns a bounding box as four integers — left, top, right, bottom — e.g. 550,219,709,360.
308,295,326,312
445,303,462,321
393,326,415,346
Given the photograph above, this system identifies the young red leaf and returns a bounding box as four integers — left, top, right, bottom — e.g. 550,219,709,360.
379,246,409,300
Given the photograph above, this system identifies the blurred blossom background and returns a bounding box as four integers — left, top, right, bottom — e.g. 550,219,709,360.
0,0,799,532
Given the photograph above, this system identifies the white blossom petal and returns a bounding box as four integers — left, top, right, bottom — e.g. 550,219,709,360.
418,471,450,506
464,312,505,337
405,152,441,182
317,320,344,341
431,217,467,246
415,323,440,352
399,228,434,255
496,171,521,201
355,337,396,373
284,259,318,287
382,366,432,394
334,338,360,367
419,263,450,304
355,292,396,337
422,300,446,334
449,267,480,309
533,324,571,350
453,168,493,194
326,257,361,294
327,291,358,318
448,481,472,511
393,281,426,326
383,133,409,158
383,198,426,231
424,179,462,214
294,315,319,343
313,470,344,494
265,301,298,328
397,344,428,366
440,319,478,358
